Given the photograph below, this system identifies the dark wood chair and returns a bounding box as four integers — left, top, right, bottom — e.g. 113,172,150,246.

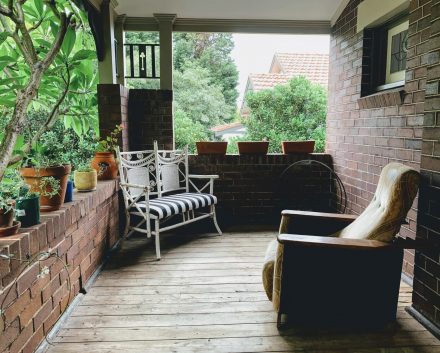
262,163,420,328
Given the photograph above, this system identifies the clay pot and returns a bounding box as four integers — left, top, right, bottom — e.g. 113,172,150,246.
282,140,315,154
0,221,21,237
20,165,72,212
74,170,98,191
196,142,228,155
237,141,269,155
91,152,118,180
0,200,15,228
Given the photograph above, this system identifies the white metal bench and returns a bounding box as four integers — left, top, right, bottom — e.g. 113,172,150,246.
117,142,222,259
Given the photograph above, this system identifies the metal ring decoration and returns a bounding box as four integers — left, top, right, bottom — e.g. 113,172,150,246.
279,159,347,214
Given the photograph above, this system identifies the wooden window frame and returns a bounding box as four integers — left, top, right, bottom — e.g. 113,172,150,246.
361,13,408,97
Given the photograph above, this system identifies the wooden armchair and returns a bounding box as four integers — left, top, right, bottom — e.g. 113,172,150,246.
263,163,420,328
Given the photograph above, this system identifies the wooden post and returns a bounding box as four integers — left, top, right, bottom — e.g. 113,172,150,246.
154,14,176,90
98,0,118,84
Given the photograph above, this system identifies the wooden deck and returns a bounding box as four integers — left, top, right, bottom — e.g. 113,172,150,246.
44,230,440,353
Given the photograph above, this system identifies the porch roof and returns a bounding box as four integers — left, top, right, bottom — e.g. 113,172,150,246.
90,0,350,33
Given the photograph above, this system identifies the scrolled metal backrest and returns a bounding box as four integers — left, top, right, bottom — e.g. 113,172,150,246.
116,147,158,198
153,141,189,196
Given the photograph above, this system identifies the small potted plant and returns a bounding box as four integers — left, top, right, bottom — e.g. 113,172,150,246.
16,184,40,228
0,170,21,236
92,125,122,180
237,141,270,155
282,140,315,154
74,163,98,192
196,141,228,155
20,132,71,212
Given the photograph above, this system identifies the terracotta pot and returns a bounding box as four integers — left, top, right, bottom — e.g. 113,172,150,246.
92,152,118,180
74,170,98,191
237,141,269,155
282,140,315,154
196,142,228,155
0,221,21,237
20,165,72,212
0,200,15,228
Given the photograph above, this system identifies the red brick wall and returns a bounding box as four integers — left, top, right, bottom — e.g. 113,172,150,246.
327,0,429,277
98,84,130,151
0,181,119,353
412,0,440,329
128,89,174,151
189,154,338,225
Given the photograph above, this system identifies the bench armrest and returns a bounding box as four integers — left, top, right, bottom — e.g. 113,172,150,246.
120,182,150,191
280,210,357,235
278,233,390,250
189,174,219,179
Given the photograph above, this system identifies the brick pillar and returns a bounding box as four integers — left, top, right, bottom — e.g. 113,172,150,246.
127,89,173,151
97,84,129,151
411,0,440,331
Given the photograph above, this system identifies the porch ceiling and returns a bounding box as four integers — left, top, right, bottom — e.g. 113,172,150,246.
109,0,350,29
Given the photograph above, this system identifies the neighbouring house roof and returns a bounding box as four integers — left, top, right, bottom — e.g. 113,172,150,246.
241,52,329,115
270,53,329,87
247,73,292,92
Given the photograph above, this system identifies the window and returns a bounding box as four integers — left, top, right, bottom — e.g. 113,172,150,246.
361,15,409,96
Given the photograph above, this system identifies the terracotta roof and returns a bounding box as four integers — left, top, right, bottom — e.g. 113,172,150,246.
248,73,292,92
211,121,244,132
273,53,329,87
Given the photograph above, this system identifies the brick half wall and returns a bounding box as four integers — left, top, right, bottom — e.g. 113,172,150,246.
189,154,337,226
0,181,120,353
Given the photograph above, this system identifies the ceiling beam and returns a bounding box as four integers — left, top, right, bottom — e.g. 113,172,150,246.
123,17,331,34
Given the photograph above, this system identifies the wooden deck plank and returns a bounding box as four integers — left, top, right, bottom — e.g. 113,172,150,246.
43,231,439,353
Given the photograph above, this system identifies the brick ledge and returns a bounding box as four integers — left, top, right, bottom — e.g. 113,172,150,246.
358,89,406,109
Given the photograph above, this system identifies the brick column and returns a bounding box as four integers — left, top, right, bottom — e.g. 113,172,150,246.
127,89,173,151
97,84,129,151
411,0,440,332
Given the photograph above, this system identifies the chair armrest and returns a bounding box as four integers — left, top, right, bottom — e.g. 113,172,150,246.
280,210,357,235
281,210,357,222
188,174,219,179
277,233,390,250
119,182,150,191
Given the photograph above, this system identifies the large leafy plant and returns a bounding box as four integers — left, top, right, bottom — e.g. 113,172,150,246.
0,0,98,181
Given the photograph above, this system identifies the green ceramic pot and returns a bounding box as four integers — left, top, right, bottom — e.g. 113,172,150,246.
16,194,40,227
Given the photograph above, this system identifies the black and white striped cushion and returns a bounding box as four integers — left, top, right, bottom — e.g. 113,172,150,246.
137,193,217,219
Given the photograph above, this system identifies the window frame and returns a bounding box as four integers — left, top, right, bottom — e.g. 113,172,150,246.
361,13,409,96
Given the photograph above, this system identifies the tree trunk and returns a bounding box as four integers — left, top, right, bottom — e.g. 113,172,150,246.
0,68,44,180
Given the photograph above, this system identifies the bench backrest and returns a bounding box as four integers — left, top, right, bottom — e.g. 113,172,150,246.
154,141,189,197
117,148,159,198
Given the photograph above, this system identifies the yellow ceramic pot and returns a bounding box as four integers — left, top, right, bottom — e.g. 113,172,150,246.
74,170,97,192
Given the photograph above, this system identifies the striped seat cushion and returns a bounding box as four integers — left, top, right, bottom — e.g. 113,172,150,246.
137,193,217,219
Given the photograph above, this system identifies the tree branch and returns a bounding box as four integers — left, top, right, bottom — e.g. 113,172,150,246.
9,66,72,165
42,12,73,69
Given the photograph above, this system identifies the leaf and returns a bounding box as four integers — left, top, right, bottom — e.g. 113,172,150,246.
34,0,44,15
61,27,76,57
0,96,16,107
71,49,96,62
0,32,9,46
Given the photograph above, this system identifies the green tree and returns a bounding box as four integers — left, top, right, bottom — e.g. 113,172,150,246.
174,110,207,152
173,64,231,129
0,0,97,180
174,33,238,112
244,76,327,153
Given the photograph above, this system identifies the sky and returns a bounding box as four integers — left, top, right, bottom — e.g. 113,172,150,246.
231,34,331,106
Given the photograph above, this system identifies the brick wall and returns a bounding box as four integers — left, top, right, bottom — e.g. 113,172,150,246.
98,84,129,151
0,181,119,353
412,0,440,330
189,154,337,225
327,0,429,277
128,89,173,151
